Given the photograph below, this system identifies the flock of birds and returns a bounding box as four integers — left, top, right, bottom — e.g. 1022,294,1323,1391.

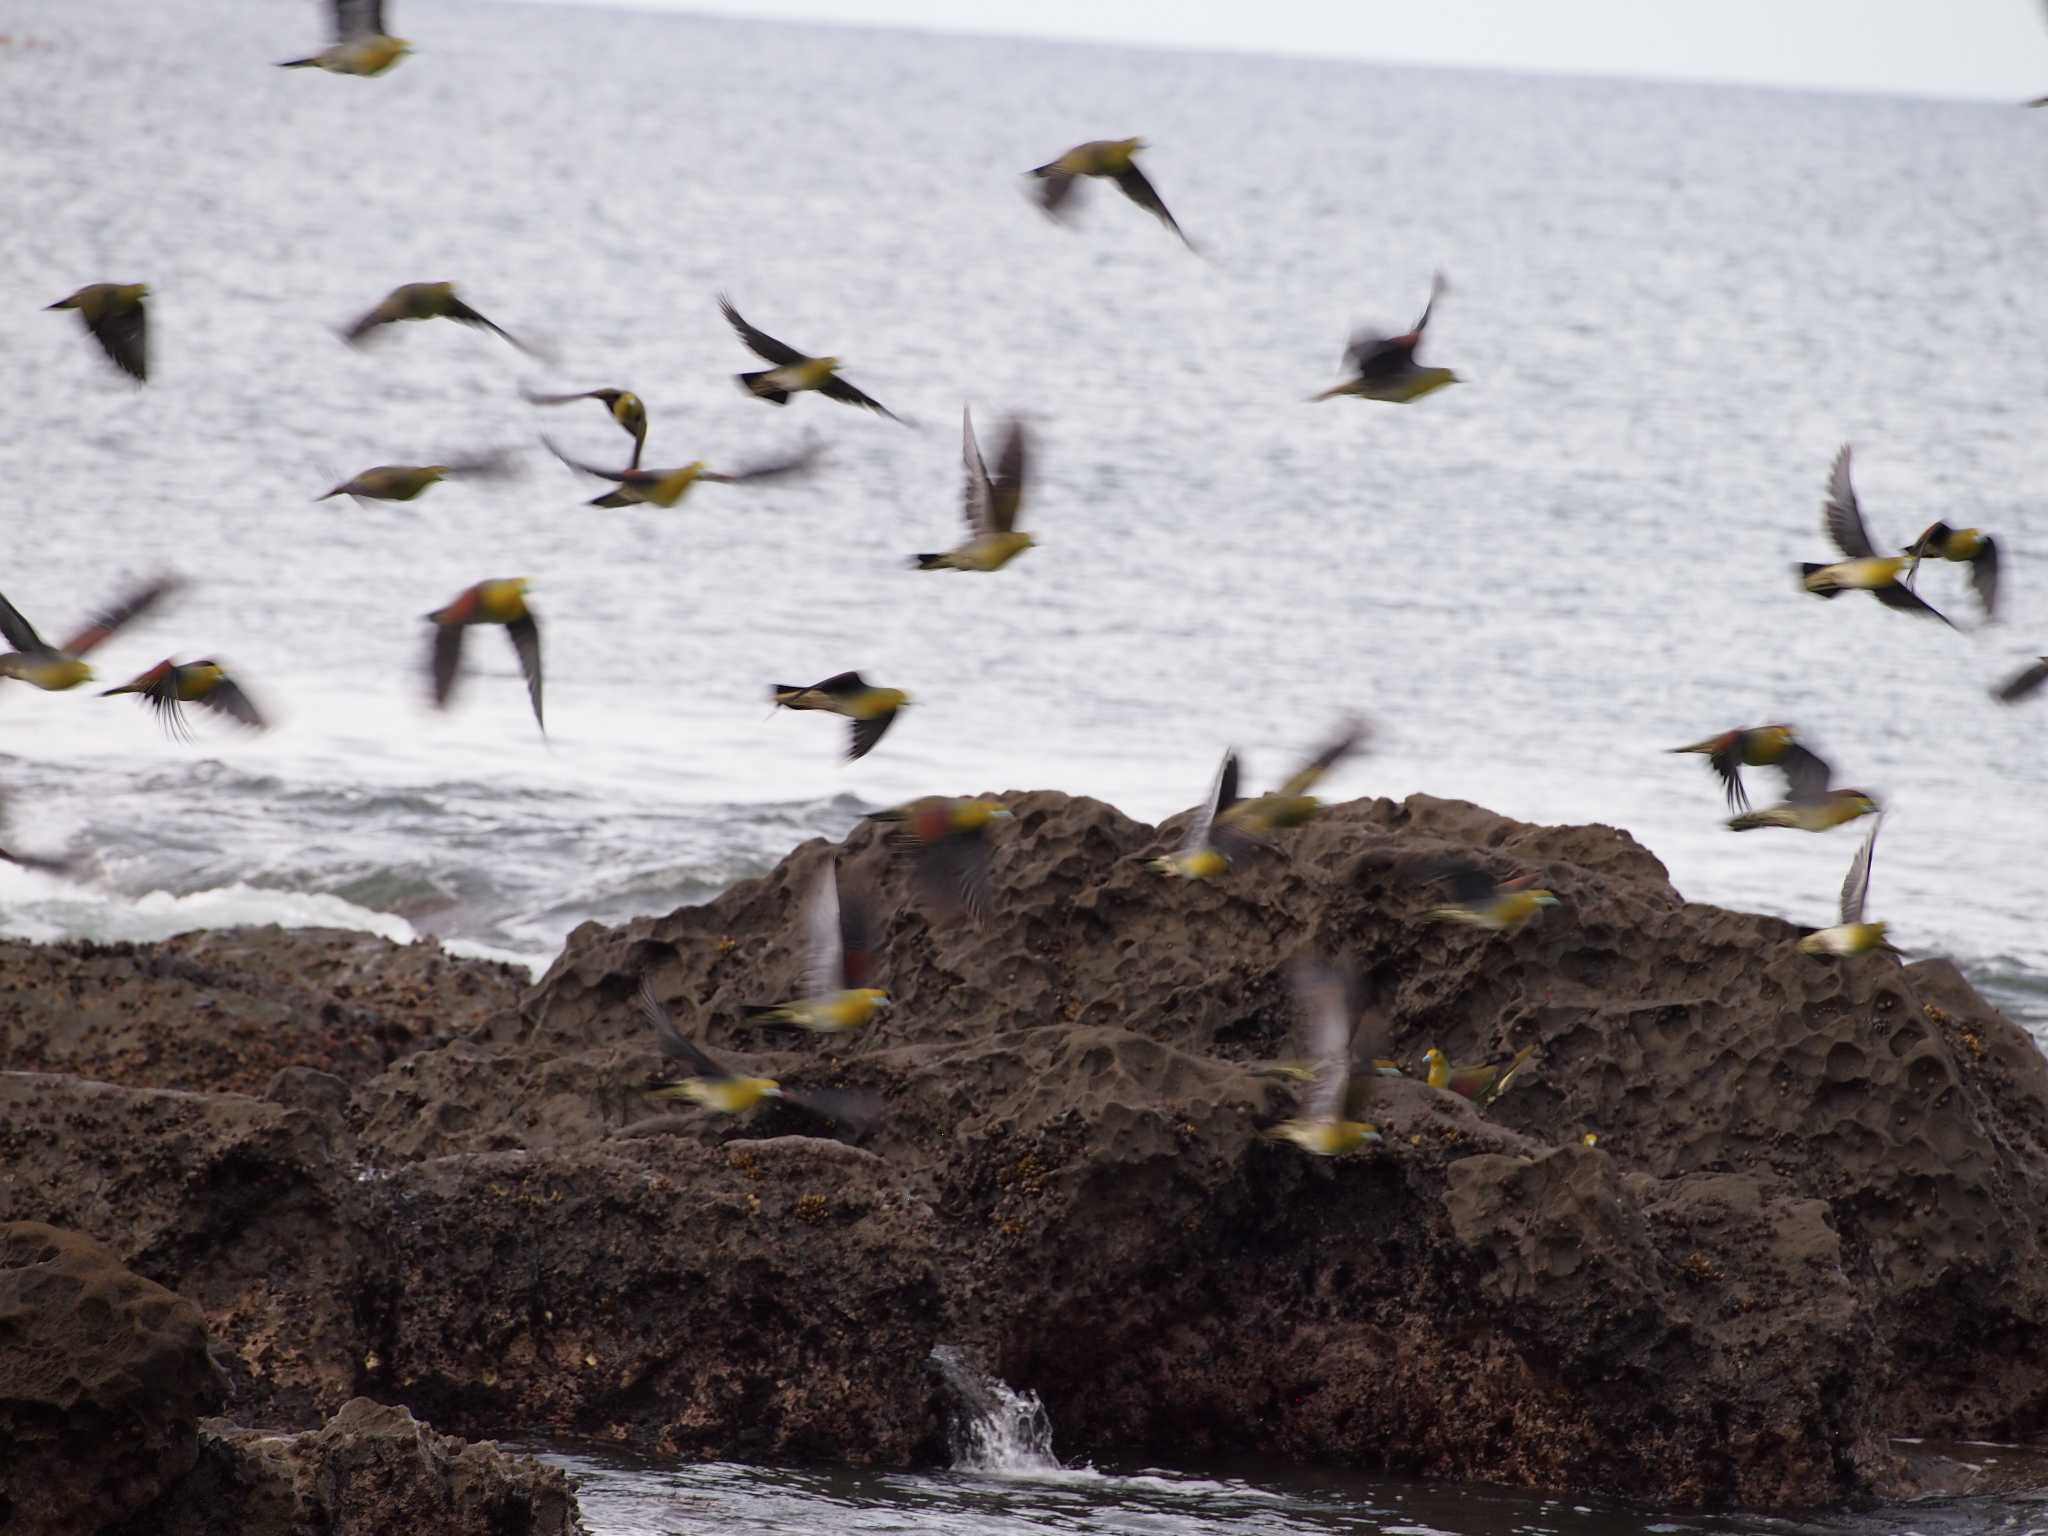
9,0,2045,1159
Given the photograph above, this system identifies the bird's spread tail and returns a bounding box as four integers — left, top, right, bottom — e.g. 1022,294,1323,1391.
737,371,790,405
1726,808,1779,831
1308,382,1353,403
275,55,321,68
771,684,810,707
588,492,633,508
912,553,948,570
739,1003,788,1022
1799,563,1845,596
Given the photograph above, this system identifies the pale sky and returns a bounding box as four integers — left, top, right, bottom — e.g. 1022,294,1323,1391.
543,0,2048,101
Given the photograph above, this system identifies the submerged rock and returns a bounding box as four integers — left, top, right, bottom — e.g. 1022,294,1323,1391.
5,790,2046,1509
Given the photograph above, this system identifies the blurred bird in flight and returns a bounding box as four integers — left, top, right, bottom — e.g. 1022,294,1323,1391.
1994,656,2048,704
1798,445,1954,628
344,282,530,352
47,284,148,382
1150,750,1247,880
102,659,266,740
425,579,544,734
636,978,879,1129
1902,520,2000,622
719,295,904,422
1723,738,1878,833
1796,815,1895,958
278,0,409,74
1668,723,1831,813
914,408,1033,571
317,451,518,505
771,672,909,761
0,579,180,693
1262,957,1384,1155
1313,274,1458,404
867,797,1011,925
546,436,821,509
1419,859,1559,933
524,386,648,469
1214,716,1370,841
1029,138,1193,249
740,863,891,1033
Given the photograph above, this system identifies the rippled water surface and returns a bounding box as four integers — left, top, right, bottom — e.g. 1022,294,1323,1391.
2,1,2046,1023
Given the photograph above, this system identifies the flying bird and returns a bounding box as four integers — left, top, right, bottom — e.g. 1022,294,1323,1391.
1028,138,1193,248
1993,656,2048,704
425,578,543,733
1796,815,1895,958
739,864,890,1033
343,282,530,352
719,295,904,422
278,0,409,74
770,672,908,761
524,387,647,469
316,452,517,504
1418,860,1559,933
102,659,265,740
866,796,1012,925
1668,723,1831,813
1214,715,1370,840
545,436,820,509
1798,445,1955,628
1902,521,2000,621
636,978,878,1129
1726,776,1879,833
1262,958,1385,1156
1423,1044,1537,1104
1150,750,1248,880
914,408,1033,571
1312,274,1458,404
47,284,148,382
0,578,180,692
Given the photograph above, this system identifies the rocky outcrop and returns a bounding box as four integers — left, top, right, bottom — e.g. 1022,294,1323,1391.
4,790,2046,1510
0,1224,224,1535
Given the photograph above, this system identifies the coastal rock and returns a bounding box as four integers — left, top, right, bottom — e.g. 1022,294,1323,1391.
0,1223,223,1536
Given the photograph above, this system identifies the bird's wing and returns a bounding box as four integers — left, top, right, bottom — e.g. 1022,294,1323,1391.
430,624,466,707
1034,169,1081,219
200,677,266,730
342,296,396,344
1342,327,1420,383
1290,958,1357,1124
543,435,628,486
847,709,898,761
988,418,1028,536
506,614,545,732
1111,163,1192,248
443,297,532,354
1994,657,2048,704
911,830,995,926
1422,857,1498,907
838,879,880,989
1411,271,1447,334
812,671,867,697
1839,815,1880,926
522,388,609,406
0,591,50,656
447,447,523,482
960,406,994,537
1973,538,2000,619
61,577,179,658
1277,715,1369,798
334,0,384,40
88,301,146,383
803,863,846,996
718,294,805,365
1873,583,1956,628
1181,749,1240,854
699,441,824,486
1706,739,1748,811
819,373,905,424
636,977,726,1079
1822,444,1879,559
1777,743,1833,803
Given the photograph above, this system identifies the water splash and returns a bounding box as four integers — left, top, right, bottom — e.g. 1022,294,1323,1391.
927,1345,1062,1475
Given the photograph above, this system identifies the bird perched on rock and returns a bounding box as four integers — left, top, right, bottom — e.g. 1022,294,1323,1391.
1798,445,1954,628
1993,656,2048,704
1263,958,1385,1156
1419,859,1559,933
1150,750,1248,880
278,0,409,74
1424,1043,1537,1103
771,673,908,762
102,659,265,739
1903,521,2000,622
425,578,543,733
914,408,1033,571
545,436,821,509
866,797,1011,924
1668,723,1831,813
740,864,890,1033
1029,138,1192,248
524,387,647,469
1797,815,1895,958
1313,274,1458,404
316,451,518,505
636,979,878,1128
1215,716,1370,841
719,295,903,422
0,578,180,692
47,284,148,382
343,282,529,351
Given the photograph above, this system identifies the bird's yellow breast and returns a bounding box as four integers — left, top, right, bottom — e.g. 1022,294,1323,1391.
6,656,93,691
1268,1119,1378,1156
177,664,226,700
476,580,529,624
650,464,704,507
1798,921,1889,956
851,688,908,718
1946,528,1985,559
686,1077,776,1113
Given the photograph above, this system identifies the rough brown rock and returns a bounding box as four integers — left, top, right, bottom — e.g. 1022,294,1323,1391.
0,1223,223,1535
